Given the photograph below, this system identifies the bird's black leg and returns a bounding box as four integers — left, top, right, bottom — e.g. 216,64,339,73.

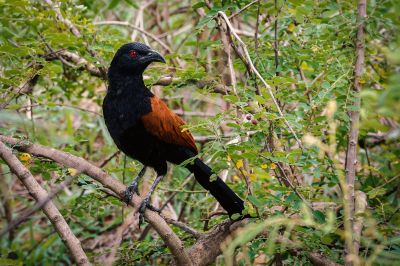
138,175,163,226
123,167,146,204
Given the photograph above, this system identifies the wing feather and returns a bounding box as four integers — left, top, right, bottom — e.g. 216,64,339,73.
141,96,198,153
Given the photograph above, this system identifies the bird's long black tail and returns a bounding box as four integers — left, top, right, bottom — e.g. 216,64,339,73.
182,149,245,217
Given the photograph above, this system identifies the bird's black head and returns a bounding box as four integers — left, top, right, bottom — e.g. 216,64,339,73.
109,42,165,75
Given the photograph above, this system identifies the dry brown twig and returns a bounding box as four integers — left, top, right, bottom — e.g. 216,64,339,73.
215,10,310,209
229,0,260,19
0,141,90,266
0,73,40,110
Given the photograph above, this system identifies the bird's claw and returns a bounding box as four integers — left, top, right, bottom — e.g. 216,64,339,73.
123,182,139,205
138,197,160,227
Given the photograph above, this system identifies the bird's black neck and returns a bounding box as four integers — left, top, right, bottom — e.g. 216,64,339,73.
107,67,149,95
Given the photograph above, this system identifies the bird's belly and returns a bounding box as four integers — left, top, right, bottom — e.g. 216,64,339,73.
117,125,165,164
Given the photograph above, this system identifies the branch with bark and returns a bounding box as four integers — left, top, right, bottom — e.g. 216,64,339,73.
344,0,366,265
0,134,192,265
44,50,105,79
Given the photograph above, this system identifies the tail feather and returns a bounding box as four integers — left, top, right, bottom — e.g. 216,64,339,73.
182,150,244,217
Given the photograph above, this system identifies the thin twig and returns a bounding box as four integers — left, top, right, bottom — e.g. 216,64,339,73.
164,217,201,238
217,11,303,149
254,1,261,51
274,0,279,76
93,21,172,53
229,0,260,19
0,73,40,110
43,0,81,37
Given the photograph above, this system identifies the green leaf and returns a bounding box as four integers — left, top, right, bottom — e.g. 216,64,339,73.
124,0,138,8
367,187,386,199
248,195,264,207
192,2,207,9
313,210,326,224
231,213,241,220
0,259,23,266
108,0,121,9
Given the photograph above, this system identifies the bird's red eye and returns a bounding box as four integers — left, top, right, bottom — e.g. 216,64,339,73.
129,50,138,58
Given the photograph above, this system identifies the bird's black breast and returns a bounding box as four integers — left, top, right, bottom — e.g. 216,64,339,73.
102,76,153,147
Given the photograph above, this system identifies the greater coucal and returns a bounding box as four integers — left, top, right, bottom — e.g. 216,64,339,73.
103,42,244,223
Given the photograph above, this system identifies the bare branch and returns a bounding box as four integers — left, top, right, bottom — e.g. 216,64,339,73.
0,141,90,266
344,0,366,264
43,0,107,76
0,72,40,110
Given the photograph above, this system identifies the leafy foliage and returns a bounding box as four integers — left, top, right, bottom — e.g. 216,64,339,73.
0,0,399,265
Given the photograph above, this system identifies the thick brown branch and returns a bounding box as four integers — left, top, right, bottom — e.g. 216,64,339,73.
0,135,192,266
188,219,248,266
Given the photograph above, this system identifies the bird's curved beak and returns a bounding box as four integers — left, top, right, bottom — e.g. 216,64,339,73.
147,50,166,64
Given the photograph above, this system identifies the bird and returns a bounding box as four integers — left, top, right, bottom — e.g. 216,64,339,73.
103,42,245,224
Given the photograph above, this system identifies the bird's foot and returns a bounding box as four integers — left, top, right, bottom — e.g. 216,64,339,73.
123,181,139,205
138,196,160,227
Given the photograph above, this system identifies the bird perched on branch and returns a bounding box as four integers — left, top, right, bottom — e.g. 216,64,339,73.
103,42,244,224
